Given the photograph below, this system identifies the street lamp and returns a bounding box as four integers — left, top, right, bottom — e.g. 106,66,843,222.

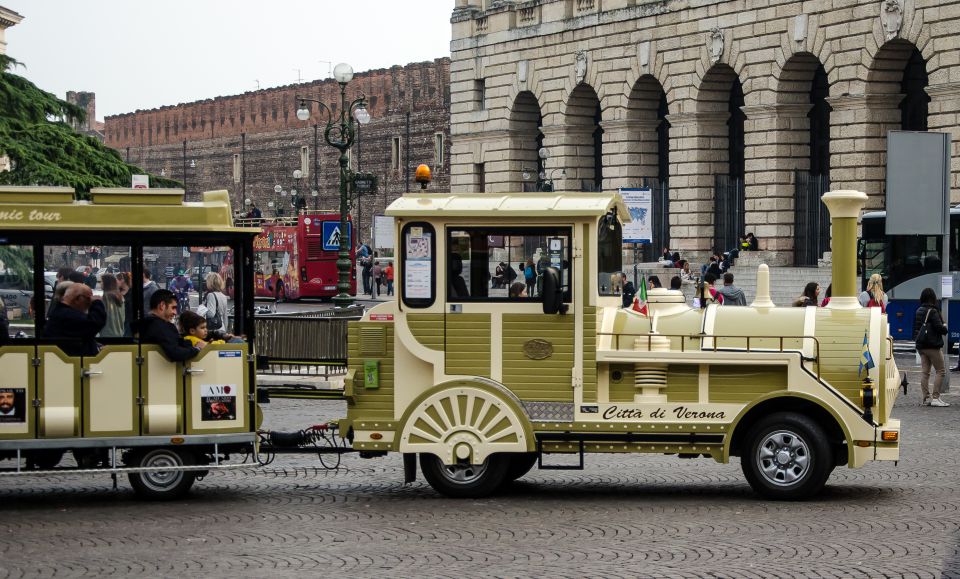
296,62,371,308
311,188,319,209
274,184,284,217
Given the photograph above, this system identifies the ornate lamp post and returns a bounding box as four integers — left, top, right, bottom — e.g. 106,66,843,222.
296,62,371,308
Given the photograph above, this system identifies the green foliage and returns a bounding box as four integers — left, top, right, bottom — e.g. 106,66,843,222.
0,54,180,193
0,245,33,288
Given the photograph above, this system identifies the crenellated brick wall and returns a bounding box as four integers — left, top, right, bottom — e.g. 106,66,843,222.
104,59,452,244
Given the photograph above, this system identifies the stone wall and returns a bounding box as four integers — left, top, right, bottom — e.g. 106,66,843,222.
449,0,960,265
104,59,452,243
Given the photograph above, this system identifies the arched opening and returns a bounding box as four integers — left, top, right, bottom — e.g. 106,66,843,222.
698,64,744,254
626,75,670,260
509,91,544,191
565,84,603,191
779,53,832,266
863,40,929,202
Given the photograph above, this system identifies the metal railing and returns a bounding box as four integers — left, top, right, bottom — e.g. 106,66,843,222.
598,332,822,377
794,171,831,266
714,175,745,253
251,309,363,377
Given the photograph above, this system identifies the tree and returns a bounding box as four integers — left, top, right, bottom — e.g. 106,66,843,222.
0,54,179,193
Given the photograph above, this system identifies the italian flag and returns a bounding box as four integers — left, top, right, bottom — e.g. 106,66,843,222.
632,276,648,316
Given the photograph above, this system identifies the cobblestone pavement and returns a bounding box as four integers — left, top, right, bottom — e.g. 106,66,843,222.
0,354,958,578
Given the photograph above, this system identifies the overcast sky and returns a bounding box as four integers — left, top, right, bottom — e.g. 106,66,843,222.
4,0,453,120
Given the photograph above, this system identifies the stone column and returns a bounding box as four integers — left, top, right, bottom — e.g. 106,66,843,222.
827,93,902,210
600,119,660,190
926,83,960,203
665,111,729,259
742,103,812,266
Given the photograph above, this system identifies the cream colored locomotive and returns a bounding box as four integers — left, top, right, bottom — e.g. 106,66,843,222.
343,189,900,500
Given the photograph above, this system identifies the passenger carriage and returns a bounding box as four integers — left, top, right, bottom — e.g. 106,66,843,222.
0,187,260,499
342,189,902,500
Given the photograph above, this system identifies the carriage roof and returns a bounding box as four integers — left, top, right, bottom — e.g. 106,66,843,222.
385,192,631,222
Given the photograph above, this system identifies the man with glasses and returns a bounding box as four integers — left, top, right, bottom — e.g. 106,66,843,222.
42,283,106,356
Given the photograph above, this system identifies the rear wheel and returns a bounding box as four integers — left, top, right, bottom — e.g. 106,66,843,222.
128,448,196,500
420,453,509,498
740,412,833,500
505,453,539,482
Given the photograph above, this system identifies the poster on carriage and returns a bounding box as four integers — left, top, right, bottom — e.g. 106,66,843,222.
0,388,25,423
200,384,237,421
620,187,652,243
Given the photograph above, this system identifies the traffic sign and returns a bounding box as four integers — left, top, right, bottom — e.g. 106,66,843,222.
322,221,352,251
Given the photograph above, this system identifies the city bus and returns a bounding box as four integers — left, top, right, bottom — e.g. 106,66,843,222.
236,211,356,301
0,186,260,499
860,208,960,344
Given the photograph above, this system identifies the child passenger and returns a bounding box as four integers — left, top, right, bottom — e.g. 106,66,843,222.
178,311,243,346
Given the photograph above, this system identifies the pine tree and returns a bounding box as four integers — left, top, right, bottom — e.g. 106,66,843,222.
0,54,178,193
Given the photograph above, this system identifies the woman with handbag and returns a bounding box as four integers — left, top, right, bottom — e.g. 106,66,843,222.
204,273,229,335
914,287,950,407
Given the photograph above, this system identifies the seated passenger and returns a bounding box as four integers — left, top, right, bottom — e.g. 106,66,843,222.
178,311,240,346
42,284,106,356
138,289,203,362
509,282,527,298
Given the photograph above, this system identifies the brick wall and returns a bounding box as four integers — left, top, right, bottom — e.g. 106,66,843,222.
104,59,451,243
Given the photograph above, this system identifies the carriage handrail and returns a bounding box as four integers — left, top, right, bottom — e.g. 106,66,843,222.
597,332,823,377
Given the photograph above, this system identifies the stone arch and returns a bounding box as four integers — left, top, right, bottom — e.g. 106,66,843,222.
625,75,670,258
507,91,545,191
563,83,604,191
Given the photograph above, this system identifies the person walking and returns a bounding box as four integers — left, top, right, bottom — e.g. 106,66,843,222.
361,253,374,295
914,287,950,406
372,261,383,298
524,258,536,298
384,262,394,296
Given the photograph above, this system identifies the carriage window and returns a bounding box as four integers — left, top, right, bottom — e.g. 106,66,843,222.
43,245,134,338
598,211,623,296
401,222,435,308
0,245,35,338
144,246,235,333
446,227,571,302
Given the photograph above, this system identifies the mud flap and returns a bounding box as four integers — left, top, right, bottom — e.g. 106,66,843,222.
403,453,417,484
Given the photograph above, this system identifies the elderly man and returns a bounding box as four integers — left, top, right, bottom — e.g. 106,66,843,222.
42,283,106,356
138,289,204,362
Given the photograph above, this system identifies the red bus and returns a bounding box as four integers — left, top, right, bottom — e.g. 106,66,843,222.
236,211,356,300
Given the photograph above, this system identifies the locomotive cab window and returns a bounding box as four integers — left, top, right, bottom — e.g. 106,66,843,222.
597,210,623,296
446,227,572,302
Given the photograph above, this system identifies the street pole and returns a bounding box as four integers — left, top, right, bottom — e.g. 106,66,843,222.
296,63,371,309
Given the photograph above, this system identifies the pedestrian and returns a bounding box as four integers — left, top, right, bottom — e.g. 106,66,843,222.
914,287,950,406
795,282,820,307
203,273,229,335
142,270,159,316
859,273,887,312
717,273,747,306
116,272,134,337
384,262,394,296
524,258,536,298
98,273,125,338
84,266,99,290
372,260,383,297
361,253,373,295
621,273,636,309
250,204,262,219
493,262,507,288
171,269,194,314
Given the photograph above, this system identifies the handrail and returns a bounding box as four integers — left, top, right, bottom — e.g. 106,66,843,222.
597,332,822,378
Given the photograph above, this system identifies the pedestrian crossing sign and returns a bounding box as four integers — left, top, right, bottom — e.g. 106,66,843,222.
321,221,352,251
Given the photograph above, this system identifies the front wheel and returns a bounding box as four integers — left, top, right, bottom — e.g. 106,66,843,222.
420,453,509,498
127,448,196,501
740,412,833,500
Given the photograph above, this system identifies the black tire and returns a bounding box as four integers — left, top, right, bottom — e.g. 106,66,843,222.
127,448,196,501
740,412,833,500
420,453,509,498
25,449,64,470
505,453,539,482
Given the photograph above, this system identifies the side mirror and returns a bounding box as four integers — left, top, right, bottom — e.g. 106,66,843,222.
541,266,568,315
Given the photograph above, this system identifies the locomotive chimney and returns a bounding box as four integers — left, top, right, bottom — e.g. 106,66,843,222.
821,190,868,310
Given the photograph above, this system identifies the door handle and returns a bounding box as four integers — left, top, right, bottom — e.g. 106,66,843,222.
185,368,205,375
81,370,103,378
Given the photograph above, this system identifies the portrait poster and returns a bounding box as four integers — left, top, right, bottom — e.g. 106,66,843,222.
0,387,26,423
200,384,237,421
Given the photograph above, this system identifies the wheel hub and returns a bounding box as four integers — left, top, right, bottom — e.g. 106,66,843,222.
757,430,811,487
775,449,792,466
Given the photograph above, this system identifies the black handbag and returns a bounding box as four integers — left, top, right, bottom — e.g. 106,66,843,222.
915,308,935,349
206,293,223,329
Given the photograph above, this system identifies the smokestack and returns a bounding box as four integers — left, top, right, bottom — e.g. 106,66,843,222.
751,264,775,308
821,190,868,310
